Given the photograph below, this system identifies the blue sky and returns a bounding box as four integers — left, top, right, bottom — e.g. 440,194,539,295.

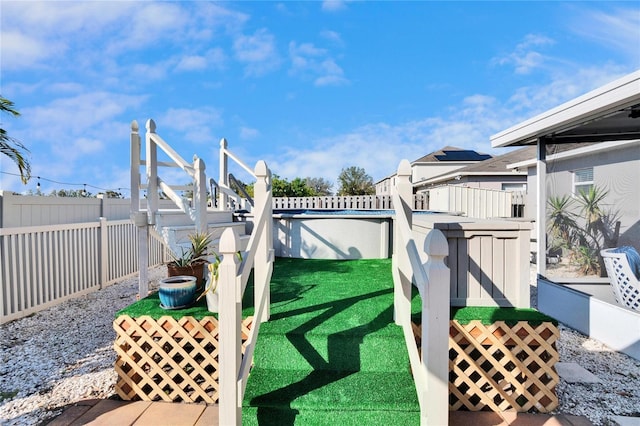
1,1,639,196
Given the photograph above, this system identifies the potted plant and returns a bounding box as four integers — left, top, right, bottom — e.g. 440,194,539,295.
167,232,213,292
195,256,221,312
195,251,242,313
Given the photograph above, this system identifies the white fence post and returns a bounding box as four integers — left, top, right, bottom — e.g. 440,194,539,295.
130,121,141,217
193,156,207,234
422,229,450,426
394,160,413,326
254,161,272,323
218,227,242,425
99,217,108,289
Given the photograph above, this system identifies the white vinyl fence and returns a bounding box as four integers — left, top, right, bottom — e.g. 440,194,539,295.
1,219,167,324
272,188,523,218
427,186,522,219
0,190,179,227
272,194,428,210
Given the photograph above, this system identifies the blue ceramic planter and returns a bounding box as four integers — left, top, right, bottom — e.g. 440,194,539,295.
159,275,197,309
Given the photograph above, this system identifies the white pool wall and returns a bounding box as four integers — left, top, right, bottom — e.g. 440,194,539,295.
272,212,392,259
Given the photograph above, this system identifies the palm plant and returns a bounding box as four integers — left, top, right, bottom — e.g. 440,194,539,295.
576,186,608,237
547,195,578,251
1,96,31,183
547,186,616,276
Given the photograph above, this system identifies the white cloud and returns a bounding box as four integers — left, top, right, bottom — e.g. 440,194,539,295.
157,107,224,144
176,56,209,72
493,34,555,74
322,1,347,12
505,65,629,116
106,3,191,54
0,30,66,70
568,6,640,62
289,42,348,86
320,30,344,46
233,28,281,76
240,127,260,140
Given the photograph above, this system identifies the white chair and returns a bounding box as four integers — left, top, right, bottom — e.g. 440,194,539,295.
601,247,640,311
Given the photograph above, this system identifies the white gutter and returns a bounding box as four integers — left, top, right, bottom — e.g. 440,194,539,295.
413,171,527,187
491,70,640,148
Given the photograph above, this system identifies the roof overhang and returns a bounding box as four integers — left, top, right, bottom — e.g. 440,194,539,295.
414,170,527,188
506,139,640,170
491,70,640,147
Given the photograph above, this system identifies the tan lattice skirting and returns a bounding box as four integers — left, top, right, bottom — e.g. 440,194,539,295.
113,315,253,403
448,320,559,412
413,320,559,413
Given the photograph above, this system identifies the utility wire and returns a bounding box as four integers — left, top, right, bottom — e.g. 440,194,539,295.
0,170,130,192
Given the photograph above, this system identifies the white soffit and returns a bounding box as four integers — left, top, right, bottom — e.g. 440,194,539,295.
491,70,640,148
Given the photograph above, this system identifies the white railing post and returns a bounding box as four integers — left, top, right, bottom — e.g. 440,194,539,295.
254,161,272,323
130,120,149,299
193,156,207,234
218,227,242,425
145,119,159,225
219,138,229,211
394,159,413,326
130,120,140,217
422,229,450,426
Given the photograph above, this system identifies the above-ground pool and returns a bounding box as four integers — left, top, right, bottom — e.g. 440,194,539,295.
269,209,435,260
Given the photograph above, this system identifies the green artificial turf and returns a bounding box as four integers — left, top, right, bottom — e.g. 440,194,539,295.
243,257,421,425
451,306,558,326
115,277,255,320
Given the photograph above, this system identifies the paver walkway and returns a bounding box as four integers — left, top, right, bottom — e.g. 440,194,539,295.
47,399,594,426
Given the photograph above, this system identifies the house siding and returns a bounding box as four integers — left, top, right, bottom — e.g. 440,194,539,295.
528,142,640,248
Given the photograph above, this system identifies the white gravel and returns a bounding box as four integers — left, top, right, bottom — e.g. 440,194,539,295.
1,265,639,425
0,266,166,426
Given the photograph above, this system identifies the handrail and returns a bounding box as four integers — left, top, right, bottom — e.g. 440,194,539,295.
158,180,196,222
221,143,257,179
147,129,194,177
392,159,449,426
219,138,258,211
229,173,254,207
218,159,273,425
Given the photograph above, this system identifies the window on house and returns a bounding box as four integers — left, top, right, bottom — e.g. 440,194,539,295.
573,168,594,196
501,183,526,192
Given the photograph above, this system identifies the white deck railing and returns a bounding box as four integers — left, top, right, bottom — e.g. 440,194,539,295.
0,219,166,324
130,119,208,232
217,161,274,425
218,138,257,212
392,160,450,425
130,119,211,296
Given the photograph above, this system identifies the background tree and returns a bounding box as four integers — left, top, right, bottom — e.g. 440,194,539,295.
246,174,314,197
1,96,31,183
104,190,124,199
288,177,314,197
336,166,375,196
48,189,94,197
305,177,333,196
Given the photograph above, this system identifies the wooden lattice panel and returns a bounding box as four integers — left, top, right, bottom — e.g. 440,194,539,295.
113,315,253,403
448,320,559,413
